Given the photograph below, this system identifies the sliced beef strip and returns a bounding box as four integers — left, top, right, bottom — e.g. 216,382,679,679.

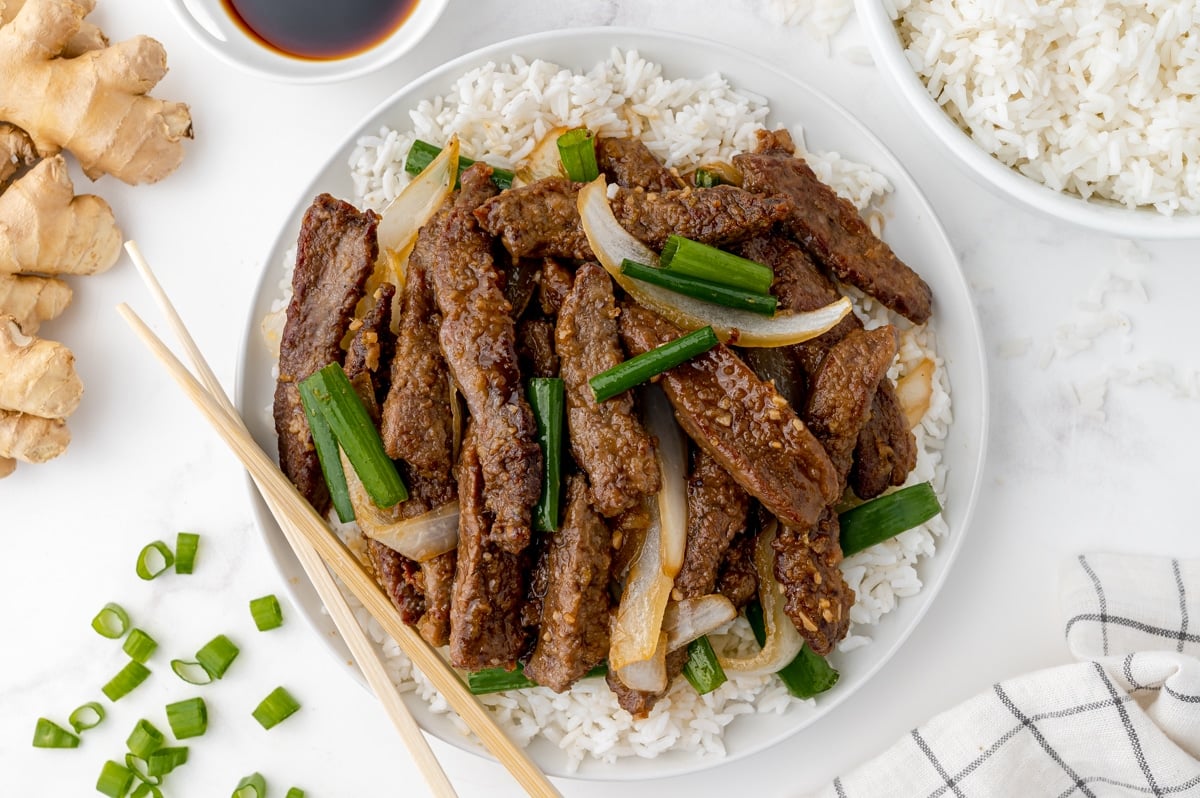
433,163,542,554
448,425,528,671
802,325,900,487
740,234,915,497
539,256,574,316
557,263,660,518
716,528,759,610
733,129,932,324
343,282,396,417
415,548,456,647
773,510,853,657
368,540,425,626
474,177,792,260
673,447,749,601
595,136,684,192
380,204,455,481
274,194,379,515
619,303,839,531
524,475,614,692
517,318,559,379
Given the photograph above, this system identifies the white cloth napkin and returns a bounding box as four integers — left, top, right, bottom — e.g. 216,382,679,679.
812,554,1200,797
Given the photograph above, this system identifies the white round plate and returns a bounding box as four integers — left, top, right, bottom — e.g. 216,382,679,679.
235,27,988,781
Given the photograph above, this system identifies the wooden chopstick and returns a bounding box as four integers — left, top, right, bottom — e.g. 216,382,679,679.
122,242,459,798
118,251,560,798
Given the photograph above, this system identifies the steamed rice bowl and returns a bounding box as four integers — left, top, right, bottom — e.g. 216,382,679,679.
279,48,952,772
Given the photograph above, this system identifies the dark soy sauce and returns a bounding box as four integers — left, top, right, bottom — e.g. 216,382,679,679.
221,0,420,61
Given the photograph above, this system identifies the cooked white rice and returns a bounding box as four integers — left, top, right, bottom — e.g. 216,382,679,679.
889,0,1200,215
317,48,951,772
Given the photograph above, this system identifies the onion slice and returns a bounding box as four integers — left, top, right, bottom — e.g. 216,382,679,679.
609,497,673,671
577,177,852,347
513,125,569,187
718,519,804,676
343,451,460,561
377,136,458,259
664,594,738,653
614,631,669,693
896,357,935,429
644,385,687,577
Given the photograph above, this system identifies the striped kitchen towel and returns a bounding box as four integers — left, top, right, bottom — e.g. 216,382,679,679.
814,554,1200,797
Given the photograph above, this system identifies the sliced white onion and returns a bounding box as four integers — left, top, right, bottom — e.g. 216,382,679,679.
577,177,852,347
260,307,285,358
377,135,458,259
718,519,804,676
664,594,737,653
609,495,673,671
644,385,687,577
513,125,568,187
343,452,459,561
614,631,668,693
896,358,935,429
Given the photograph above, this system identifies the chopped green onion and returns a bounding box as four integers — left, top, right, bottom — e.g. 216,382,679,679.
589,325,719,403
621,259,778,316
659,235,775,295
92,602,130,639
233,772,267,798
682,636,727,695
839,482,941,557
252,686,300,729
556,128,599,182
405,139,514,190
195,634,240,679
69,702,105,733
125,719,164,759
286,789,306,798
102,660,151,702
298,376,355,523
124,754,160,787
467,662,607,695
136,540,175,580
146,746,188,778
96,760,134,797
746,602,839,698
32,717,79,748
174,532,200,574
249,594,283,632
693,168,725,188
170,659,213,685
123,628,157,663
527,377,564,532
301,363,407,509
166,697,208,740
131,782,164,798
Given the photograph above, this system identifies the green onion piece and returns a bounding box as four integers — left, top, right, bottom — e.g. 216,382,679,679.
96,760,134,797
693,168,724,188
102,660,151,702
659,235,775,295
125,719,164,759
166,697,208,740
252,686,300,729
170,659,213,685
124,754,160,787
527,377,564,532
136,540,175,580
131,781,164,798
556,128,599,182
249,594,284,632
621,259,778,316
233,772,267,798
146,746,188,778
467,662,607,695
286,789,306,798
68,702,105,733
838,482,941,557
91,602,130,639
32,717,79,748
123,628,158,664
174,532,200,574
405,139,514,190
298,376,355,523
745,602,839,698
302,363,407,509
682,636,727,695
589,325,719,403
195,634,240,679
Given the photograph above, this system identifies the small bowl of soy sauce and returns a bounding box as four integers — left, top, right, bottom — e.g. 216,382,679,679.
167,0,448,83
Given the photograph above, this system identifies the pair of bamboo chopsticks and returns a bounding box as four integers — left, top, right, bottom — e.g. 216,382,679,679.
119,242,560,798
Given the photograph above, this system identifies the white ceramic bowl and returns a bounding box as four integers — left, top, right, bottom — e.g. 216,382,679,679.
165,0,447,84
855,0,1200,240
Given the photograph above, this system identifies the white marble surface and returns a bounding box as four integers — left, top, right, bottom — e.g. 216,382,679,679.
4,1,1200,796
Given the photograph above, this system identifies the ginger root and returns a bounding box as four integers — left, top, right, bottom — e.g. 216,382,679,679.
0,0,192,184
0,407,69,462
0,316,81,417
0,273,71,333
